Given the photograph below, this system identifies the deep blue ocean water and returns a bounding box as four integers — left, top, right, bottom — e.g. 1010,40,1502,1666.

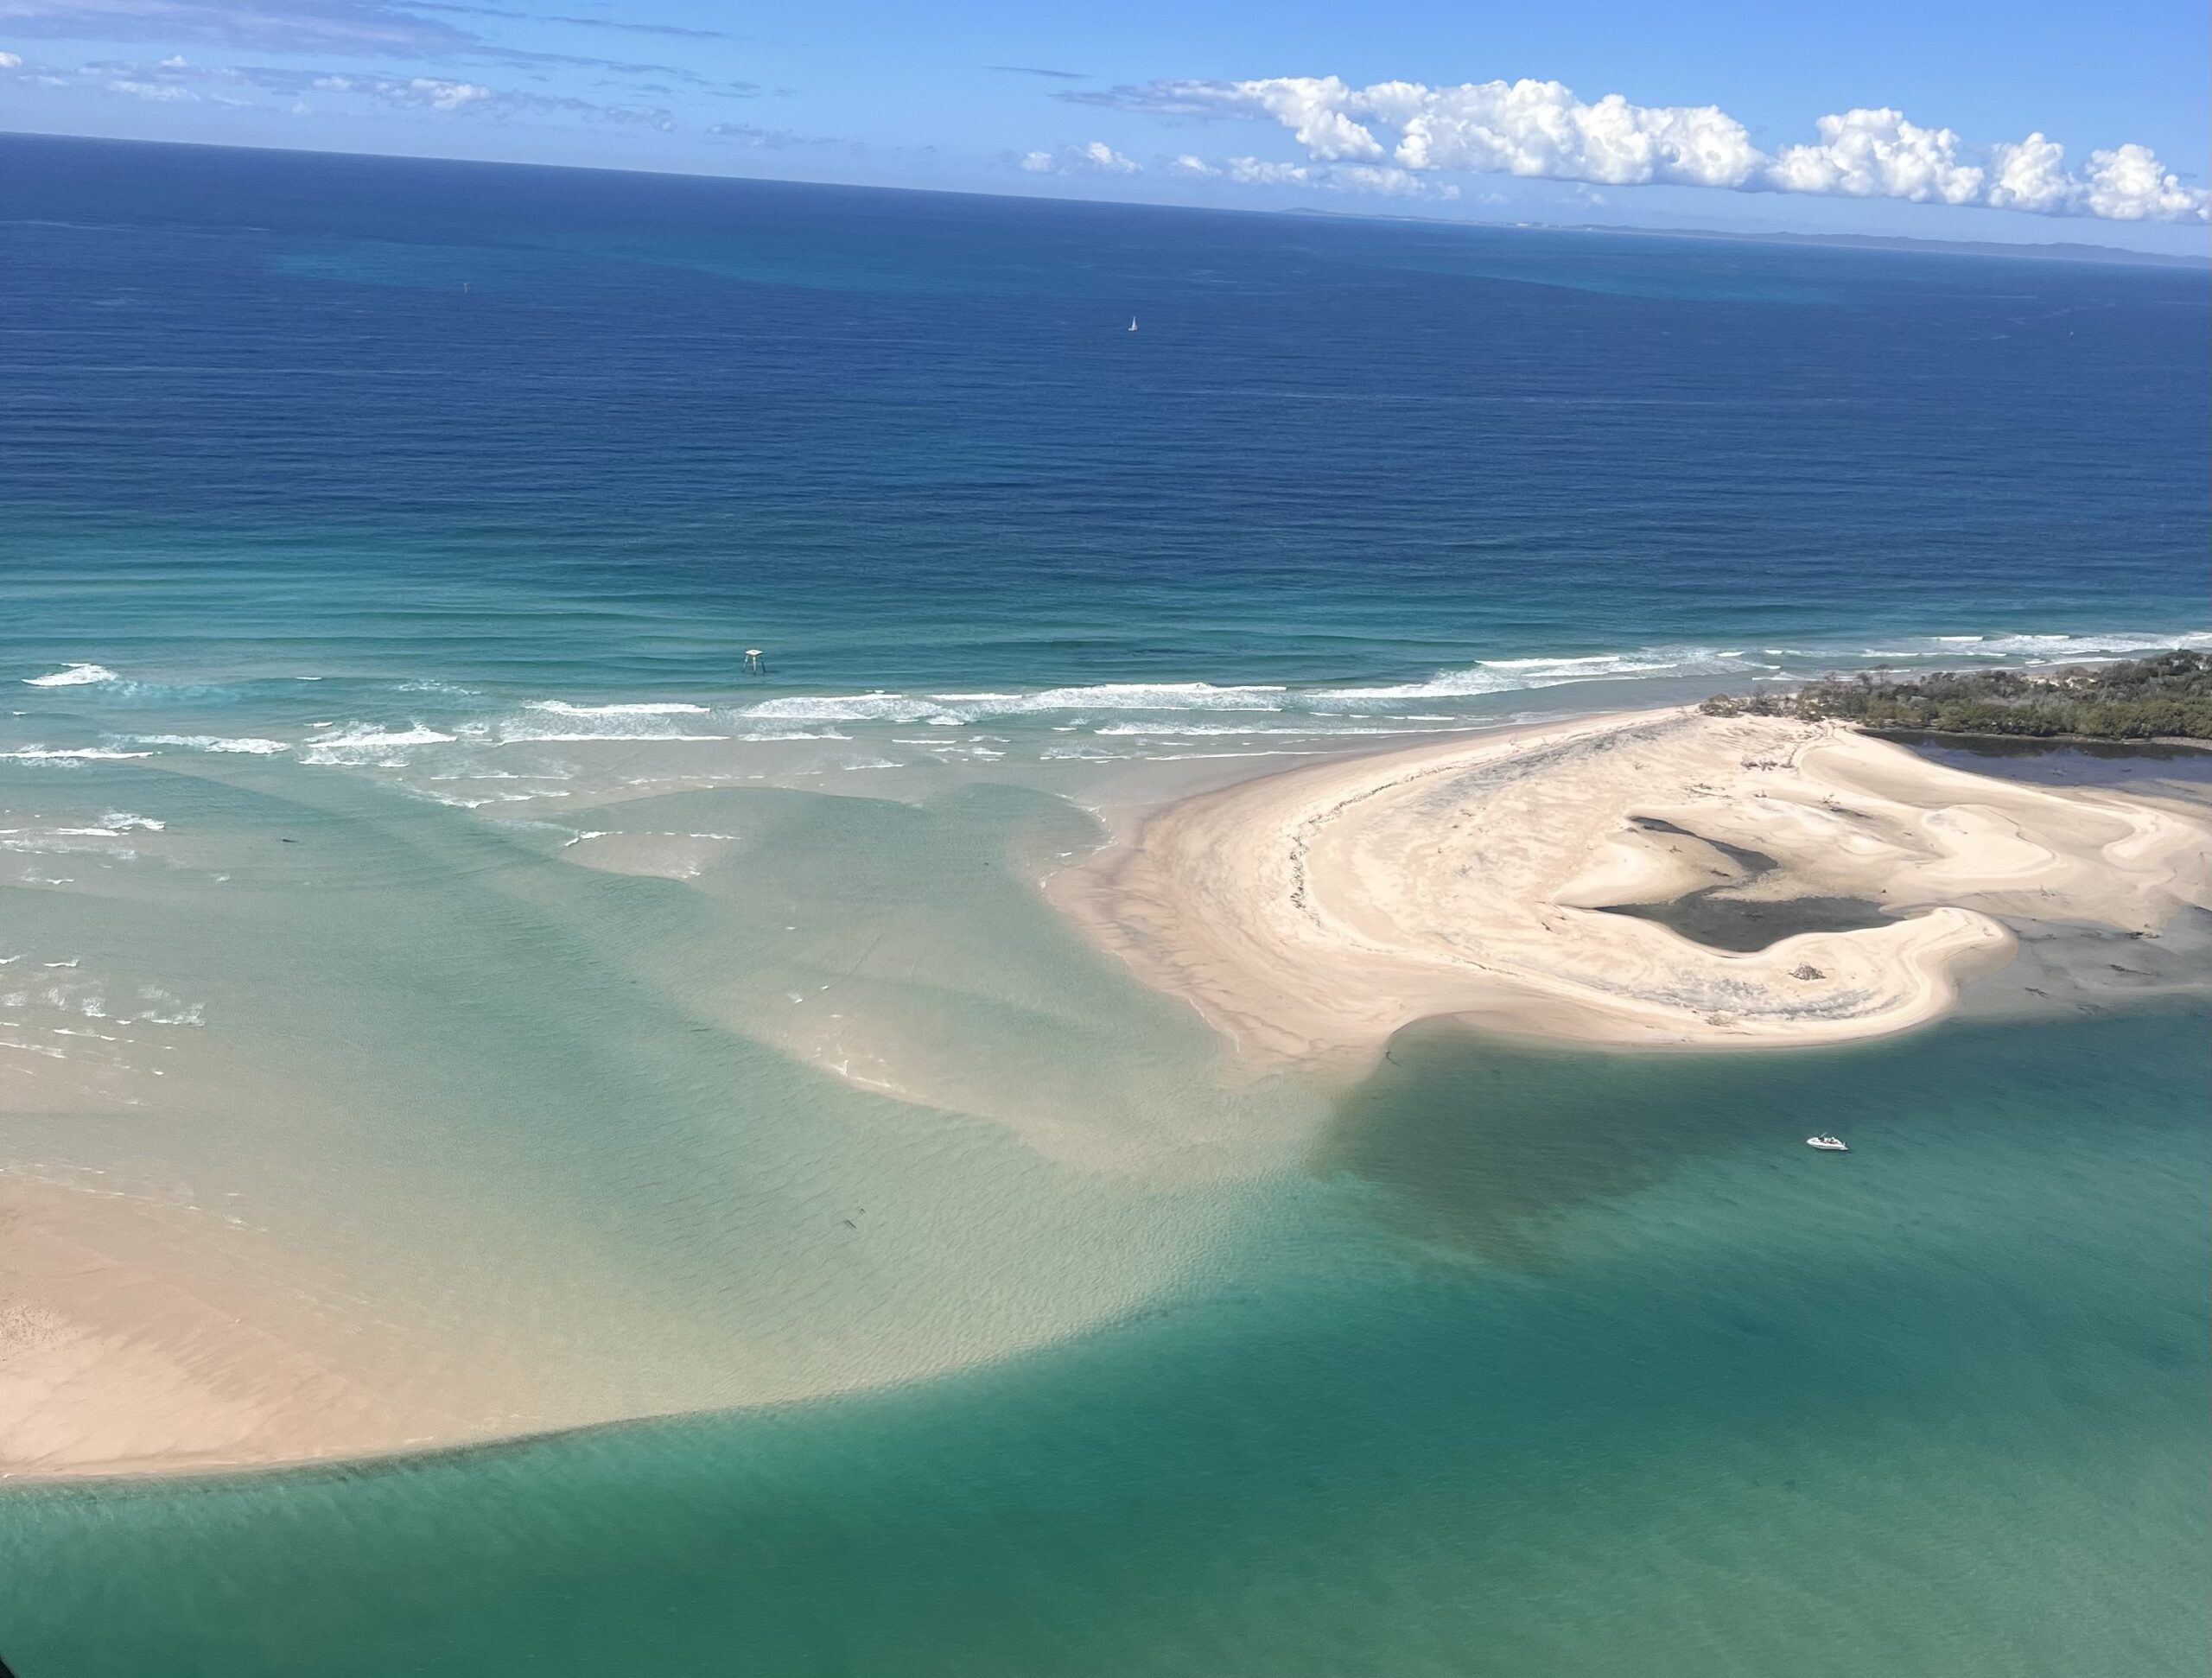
3,132,2206,704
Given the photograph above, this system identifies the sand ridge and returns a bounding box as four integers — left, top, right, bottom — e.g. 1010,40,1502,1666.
1052,709,2210,1065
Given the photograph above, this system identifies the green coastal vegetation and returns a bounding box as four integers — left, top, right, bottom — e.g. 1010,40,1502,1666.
1700,650,2212,740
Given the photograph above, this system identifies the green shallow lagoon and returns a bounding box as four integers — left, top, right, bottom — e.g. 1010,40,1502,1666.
5,1005,2204,1678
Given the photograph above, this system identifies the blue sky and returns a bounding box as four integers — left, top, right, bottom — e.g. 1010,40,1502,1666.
3,1,2207,251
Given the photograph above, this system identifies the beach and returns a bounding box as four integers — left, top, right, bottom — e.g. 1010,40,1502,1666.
1056,707,2211,1066
3,702,2207,1482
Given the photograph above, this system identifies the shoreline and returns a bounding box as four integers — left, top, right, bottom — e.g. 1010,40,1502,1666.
1050,706,2211,1070
7,703,2205,1489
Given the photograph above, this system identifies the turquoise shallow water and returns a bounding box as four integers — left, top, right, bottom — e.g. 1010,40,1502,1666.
4,1006,2205,1677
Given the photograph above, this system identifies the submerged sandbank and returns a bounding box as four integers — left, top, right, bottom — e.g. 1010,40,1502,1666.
1052,708,2210,1066
4,706,2202,1484
0,771,1296,1483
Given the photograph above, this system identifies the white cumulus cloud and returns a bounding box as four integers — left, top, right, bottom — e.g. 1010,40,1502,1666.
1224,156,1311,186
1333,163,1459,200
2078,143,2208,221
1228,75,1387,162
106,76,194,100
1084,75,2209,224
300,72,490,111
1765,109,1984,204
1205,155,1455,200
1983,132,2073,214
404,76,491,111
1375,78,1762,188
1021,140,1141,176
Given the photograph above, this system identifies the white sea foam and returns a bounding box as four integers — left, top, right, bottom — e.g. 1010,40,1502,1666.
527,701,711,717
295,724,455,766
740,683,1292,728
493,702,729,745
104,813,166,831
123,734,290,755
22,664,118,688
499,730,733,745
1315,648,1763,702
315,725,452,747
2,835,136,855
1859,630,2212,661
415,788,544,809
132,987,205,1027
740,693,964,725
931,682,1289,716
0,747,155,761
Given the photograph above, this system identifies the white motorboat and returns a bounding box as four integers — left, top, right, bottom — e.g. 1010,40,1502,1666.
1805,1135,1849,1152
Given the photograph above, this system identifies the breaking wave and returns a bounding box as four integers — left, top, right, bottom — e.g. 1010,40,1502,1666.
295,724,456,766
22,664,119,688
121,734,291,755
1313,648,1764,702
0,745,154,761
9,629,2201,789
1857,630,2212,662
526,701,711,717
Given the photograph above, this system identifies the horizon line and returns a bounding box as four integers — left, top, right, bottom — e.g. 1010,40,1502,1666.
4,125,2207,270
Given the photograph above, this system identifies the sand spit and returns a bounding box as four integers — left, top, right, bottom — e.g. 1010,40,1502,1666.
1053,709,2211,1066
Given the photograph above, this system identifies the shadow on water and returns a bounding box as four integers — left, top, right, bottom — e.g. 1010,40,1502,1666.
1312,1021,1831,1266
1325,758,2212,1271
1309,1001,2212,1268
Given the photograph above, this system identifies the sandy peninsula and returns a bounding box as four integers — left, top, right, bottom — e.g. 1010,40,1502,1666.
1052,708,2210,1066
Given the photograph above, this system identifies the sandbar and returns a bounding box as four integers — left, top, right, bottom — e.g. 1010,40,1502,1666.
1052,708,2210,1065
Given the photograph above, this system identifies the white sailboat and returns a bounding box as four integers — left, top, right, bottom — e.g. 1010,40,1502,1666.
1128,315,1139,333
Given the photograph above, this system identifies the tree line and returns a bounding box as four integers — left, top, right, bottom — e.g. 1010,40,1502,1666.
1699,650,2212,740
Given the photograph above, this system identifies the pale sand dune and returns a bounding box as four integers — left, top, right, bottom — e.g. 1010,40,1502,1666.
1052,709,2210,1066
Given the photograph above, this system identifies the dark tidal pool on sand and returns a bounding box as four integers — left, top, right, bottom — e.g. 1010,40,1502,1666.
1884,733,2212,797
3,1005,2205,1678
1592,817,1897,952
1596,892,1897,953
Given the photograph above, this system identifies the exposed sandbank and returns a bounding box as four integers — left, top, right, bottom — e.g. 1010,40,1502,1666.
10,708,2203,1484
1052,709,2210,1066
